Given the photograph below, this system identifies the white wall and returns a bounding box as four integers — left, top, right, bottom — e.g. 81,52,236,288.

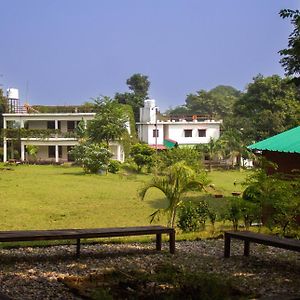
138,123,164,145
138,121,221,146
28,121,47,129
168,123,220,145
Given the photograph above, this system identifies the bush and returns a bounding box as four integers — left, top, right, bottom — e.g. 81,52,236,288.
242,166,300,235
197,200,210,226
70,142,112,174
177,200,209,232
129,143,155,173
108,160,121,174
224,198,243,231
177,202,201,232
122,158,138,173
157,147,203,174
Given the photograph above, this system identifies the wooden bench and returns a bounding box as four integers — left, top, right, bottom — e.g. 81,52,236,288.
224,231,300,258
0,226,176,256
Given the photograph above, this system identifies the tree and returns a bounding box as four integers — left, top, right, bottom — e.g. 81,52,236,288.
87,96,128,147
196,138,223,171
115,92,143,122
126,73,150,99
279,9,300,84
116,73,150,122
233,74,300,142
129,143,155,173
218,129,245,168
168,85,241,119
139,162,208,228
0,89,7,130
26,145,39,162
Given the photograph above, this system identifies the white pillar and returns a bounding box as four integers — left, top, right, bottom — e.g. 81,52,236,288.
55,120,58,130
117,144,121,162
20,119,24,128
21,143,25,161
3,139,7,162
84,119,87,129
3,117,7,162
55,145,59,163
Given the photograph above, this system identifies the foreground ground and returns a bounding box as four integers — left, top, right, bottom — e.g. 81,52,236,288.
0,239,299,299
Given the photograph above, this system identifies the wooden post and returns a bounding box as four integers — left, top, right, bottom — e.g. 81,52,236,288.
169,230,175,254
156,233,162,251
76,238,80,257
224,233,231,258
244,240,250,256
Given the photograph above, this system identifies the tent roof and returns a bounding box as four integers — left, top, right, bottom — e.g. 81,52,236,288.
248,126,300,154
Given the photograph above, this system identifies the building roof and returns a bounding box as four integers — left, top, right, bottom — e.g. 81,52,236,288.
149,144,167,150
248,126,300,154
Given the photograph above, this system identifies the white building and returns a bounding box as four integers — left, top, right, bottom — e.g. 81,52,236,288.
2,88,129,163
137,100,222,149
3,113,125,163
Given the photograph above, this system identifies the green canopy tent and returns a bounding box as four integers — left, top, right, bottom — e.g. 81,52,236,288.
248,126,300,174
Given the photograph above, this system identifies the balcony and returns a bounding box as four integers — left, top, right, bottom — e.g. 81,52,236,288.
2,129,79,140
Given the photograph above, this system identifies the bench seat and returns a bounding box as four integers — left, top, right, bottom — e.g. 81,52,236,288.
224,230,300,258
0,226,176,256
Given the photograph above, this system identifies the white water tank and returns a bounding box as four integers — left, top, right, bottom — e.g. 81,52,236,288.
144,99,155,108
7,88,19,99
140,99,157,123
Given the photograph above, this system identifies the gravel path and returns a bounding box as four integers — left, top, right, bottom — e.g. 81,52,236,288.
0,239,299,299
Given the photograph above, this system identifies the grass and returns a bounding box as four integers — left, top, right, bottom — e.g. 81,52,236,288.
0,164,249,243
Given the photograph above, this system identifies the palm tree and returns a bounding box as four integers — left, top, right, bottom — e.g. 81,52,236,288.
139,162,208,228
197,138,224,171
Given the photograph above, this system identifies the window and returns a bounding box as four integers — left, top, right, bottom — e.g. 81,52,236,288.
48,146,62,158
47,121,55,129
184,129,193,137
48,146,55,158
47,121,60,130
198,129,206,137
153,129,159,137
67,146,75,162
67,121,75,132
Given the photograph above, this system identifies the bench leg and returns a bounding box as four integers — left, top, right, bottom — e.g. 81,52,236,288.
156,233,162,251
224,234,231,258
76,238,80,257
244,240,250,256
169,231,175,254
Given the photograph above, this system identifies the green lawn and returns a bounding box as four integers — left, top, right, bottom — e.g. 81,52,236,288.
0,164,249,237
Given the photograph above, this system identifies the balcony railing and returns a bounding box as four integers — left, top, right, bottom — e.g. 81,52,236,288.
1,129,79,139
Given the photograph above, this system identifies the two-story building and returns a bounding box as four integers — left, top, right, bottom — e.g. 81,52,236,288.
137,99,222,149
3,112,125,163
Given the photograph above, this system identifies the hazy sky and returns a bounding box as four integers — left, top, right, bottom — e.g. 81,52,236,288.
0,0,299,111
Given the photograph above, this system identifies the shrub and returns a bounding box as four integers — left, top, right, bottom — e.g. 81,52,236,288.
177,202,201,232
196,200,210,227
177,200,209,232
242,166,300,235
208,210,217,228
224,198,243,231
240,201,260,229
122,158,138,173
157,147,203,174
129,143,155,173
70,142,112,174
108,160,121,174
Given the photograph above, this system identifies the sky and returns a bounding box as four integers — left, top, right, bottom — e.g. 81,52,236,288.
0,0,299,111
